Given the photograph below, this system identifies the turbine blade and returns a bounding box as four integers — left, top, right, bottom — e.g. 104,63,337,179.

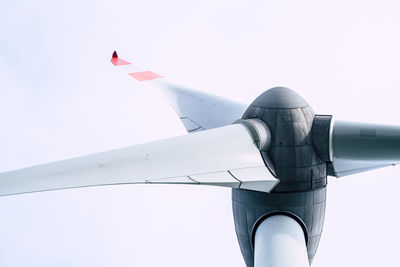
110,51,247,132
330,120,400,177
0,122,278,196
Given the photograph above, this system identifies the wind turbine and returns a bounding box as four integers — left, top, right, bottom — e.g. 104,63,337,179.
1,51,399,267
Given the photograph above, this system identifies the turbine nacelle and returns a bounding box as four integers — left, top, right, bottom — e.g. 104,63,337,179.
234,87,326,265
244,86,325,192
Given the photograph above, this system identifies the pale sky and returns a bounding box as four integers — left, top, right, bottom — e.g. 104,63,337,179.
0,0,400,266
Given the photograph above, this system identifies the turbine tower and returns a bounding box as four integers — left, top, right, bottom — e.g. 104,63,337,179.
1,52,399,267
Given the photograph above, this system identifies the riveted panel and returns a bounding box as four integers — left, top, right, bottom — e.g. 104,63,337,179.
234,87,327,266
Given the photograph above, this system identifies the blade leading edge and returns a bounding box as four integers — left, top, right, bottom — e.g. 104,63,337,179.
0,123,278,196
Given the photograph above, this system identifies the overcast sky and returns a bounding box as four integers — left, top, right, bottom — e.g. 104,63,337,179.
1,0,400,266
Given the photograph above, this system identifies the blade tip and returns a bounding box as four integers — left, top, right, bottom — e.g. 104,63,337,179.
112,50,118,59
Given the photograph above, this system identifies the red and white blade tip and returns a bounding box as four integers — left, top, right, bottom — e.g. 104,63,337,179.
111,50,130,66
110,50,163,81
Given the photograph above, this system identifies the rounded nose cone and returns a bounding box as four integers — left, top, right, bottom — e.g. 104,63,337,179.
252,87,309,108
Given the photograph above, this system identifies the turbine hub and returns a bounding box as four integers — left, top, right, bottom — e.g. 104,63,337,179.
242,86,326,192
233,87,327,266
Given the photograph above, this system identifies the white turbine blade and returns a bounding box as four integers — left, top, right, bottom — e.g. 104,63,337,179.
0,123,278,196
330,120,400,177
111,51,247,132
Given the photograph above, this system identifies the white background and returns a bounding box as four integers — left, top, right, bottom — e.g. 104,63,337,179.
0,0,400,266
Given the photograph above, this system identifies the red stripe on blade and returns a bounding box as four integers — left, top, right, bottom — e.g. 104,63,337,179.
129,71,163,81
111,57,131,66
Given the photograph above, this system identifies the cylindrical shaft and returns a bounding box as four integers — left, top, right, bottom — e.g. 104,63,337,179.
254,215,309,267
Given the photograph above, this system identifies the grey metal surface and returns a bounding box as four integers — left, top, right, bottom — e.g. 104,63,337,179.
312,115,333,162
254,215,309,267
331,120,400,176
242,87,327,192
251,87,309,109
232,87,327,266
